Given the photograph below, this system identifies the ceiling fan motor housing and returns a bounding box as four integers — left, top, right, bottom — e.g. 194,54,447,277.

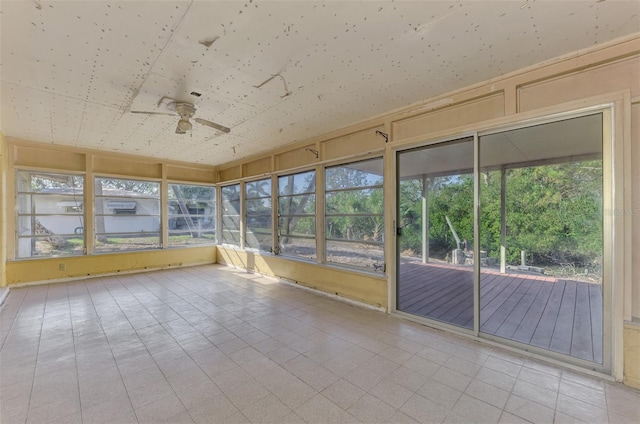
175,102,196,119
174,102,196,134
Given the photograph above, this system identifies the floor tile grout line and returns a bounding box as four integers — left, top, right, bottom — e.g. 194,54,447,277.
24,284,49,424
84,276,143,423
115,273,232,419
4,266,640,424
495,348,526,424
131,271,294,421
102,272,247,422
128,270,371,420
0,290,28,351
66,282,85,424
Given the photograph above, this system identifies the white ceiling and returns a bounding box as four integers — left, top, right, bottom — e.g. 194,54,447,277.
1,1,638,167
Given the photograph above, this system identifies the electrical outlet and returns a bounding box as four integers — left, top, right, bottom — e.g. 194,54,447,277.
59,263,66,271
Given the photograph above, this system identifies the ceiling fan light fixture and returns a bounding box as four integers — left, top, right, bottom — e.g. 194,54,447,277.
176,118,192,134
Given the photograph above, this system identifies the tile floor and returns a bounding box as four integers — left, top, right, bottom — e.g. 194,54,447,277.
0,264,638,424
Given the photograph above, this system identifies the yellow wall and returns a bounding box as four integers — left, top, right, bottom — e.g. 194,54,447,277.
6,247,216,285
0,131,7,287
624,323,640,389
216,247,387,309
4,141,218,286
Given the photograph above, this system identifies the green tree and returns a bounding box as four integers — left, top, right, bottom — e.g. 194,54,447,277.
399,159,602,274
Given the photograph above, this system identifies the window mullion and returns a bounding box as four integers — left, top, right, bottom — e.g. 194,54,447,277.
316,165,326,264
161,165,168,249
85,155,94,255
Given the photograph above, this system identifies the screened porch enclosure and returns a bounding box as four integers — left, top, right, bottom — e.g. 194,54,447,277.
396,113,605,364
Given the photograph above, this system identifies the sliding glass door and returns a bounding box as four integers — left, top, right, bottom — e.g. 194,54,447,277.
396,113,607,367
397,137,475,330
478,114,604,364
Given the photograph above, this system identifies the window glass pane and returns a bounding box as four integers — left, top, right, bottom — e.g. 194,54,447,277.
326,158,383,190
326,216,384,243
221,229,241,246
245,178,272,251
326,188,382,215
278,195,316,216
278,171,316,260
278,216,316,237
221,184,241,246
246,228,272,251
278,171,316,195
222,215,241,228
17,236,85,258
246,199,272,215
94,233,161,253
278,236,316,259
324,158,384,271
246,179,272,198
396,137,474,327
168,183,216,247
17,194,84,215
326,240,384,271
16,171,85,258
95,178,160,253
479,114,604,363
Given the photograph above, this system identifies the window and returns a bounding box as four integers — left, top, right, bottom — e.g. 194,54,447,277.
245,178,272,251
16,171,85,258
325,158,384,271
278,170,316,259
168,183,216,247
94,177,160,253
221,184,241,246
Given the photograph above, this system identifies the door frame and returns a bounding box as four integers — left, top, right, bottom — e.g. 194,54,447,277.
387,92,631,380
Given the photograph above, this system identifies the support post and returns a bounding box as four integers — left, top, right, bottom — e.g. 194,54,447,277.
0,133,7,286
500,167,507,274
422,176,429,264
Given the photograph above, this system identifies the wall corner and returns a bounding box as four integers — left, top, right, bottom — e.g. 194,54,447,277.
0,131,7,288
623,321,640,389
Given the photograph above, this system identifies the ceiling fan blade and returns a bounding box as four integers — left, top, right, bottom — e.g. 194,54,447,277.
130,110,176,117
194,118,230,133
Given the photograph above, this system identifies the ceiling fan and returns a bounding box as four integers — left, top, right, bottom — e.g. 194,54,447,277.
131,96,230,134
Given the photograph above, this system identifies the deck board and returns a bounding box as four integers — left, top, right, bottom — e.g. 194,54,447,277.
398,261,603,364
589,284,603,364
572,282,594,362
481,278,532,334
511,281,555,344
494,279,543,339
529,280,566,349
406,275,468,312
549,281,577,355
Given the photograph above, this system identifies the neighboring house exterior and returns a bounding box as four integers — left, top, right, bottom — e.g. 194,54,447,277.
17,187,161,257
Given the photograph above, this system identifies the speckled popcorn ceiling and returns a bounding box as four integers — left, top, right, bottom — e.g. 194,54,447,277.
1,0,638,165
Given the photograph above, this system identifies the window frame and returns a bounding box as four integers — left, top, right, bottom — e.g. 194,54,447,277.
15,170,86,259
244,177,273,252
277,169,317,261
324,157,385,273
167,182,217,248
220,183,242,247
93,176,161,253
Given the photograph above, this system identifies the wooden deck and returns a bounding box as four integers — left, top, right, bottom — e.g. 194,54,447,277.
398,262,603,363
